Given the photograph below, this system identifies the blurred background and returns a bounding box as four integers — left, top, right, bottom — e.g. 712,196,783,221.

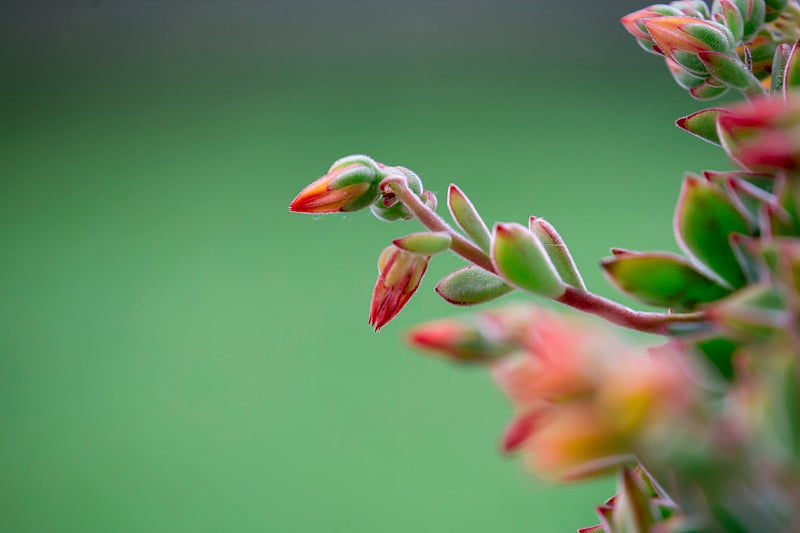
1,1,732,531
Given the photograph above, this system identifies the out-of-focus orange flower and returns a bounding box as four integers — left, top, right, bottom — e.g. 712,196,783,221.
489,310,695,481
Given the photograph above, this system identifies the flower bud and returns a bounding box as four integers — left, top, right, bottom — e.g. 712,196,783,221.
717,94,800,175
621,5,683,54
369,245,429,331
405,317,512,363
290,155,381,213
370,166,424,222
643,17,735,76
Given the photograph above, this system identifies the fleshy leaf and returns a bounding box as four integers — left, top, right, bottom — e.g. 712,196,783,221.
602,251,731,310
666,57,706,90
729,233,764,283
491,223,566,298
765,0,788,21
448,184,492,254
675,175,750,288
729,0,766,41
759,237,800,298
697,51,764,94
708,283,788,338
703,170,776,193
771,43,791,93
613,467,658,533
712,0,745,44
676,107,730,145
784,39,800,96
692,336,741,380
689,81,729,100
529,217,586,290
435,266,513,306
393,231,452,255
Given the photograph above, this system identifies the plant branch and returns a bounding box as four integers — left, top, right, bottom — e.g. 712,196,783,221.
557,287,707,336
383,176,708,336
381,177,496,272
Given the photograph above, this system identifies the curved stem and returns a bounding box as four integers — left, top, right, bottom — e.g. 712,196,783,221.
381,177,496,272
558,287,707,335
384,176,709,336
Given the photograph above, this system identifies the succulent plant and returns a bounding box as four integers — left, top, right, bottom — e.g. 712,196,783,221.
290,1,800,530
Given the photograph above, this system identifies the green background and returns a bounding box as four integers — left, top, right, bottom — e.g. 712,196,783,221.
1,2,731,531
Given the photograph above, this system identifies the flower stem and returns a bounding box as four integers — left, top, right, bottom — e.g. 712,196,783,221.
557,287,707,335
381,177,496,272
383,176,708,336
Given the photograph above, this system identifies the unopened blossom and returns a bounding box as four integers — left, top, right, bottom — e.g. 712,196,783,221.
289,156,381,213
369,245,429,331
718,93,800,174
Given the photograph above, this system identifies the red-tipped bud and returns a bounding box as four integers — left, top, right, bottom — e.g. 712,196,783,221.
717,94,800,174
369,245,429,331
644,17,735,76
406,318,496,362
290,155,381,213
502,413,540,453
621,5,682,42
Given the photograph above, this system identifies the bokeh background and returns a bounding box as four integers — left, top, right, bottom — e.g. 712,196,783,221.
2,1,733,531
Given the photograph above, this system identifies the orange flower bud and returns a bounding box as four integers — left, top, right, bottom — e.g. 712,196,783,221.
369,245,430,331
289,156,380,214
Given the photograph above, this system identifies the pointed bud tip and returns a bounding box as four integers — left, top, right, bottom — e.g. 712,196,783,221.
502,414,537,453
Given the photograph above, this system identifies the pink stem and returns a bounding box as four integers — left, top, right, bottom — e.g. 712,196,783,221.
382,177,495,272
558,287,706,335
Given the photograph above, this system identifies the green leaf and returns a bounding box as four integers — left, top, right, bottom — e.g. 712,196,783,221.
783,38,800,96
692,336,741,380
771,43,791,93
712,0,744,44
703,170,776,194
435,266,513,306
765,0,788,21
709,283,787,338
697,51,764,94
675,107,730,145
675,176,750,288
491,223,565,298
729,233,763,283
529,217,586,290
447,184,492,253
730,0,766,41
689,81,729,100
613,467,658,533
602,252,731,310
393,231,451,255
